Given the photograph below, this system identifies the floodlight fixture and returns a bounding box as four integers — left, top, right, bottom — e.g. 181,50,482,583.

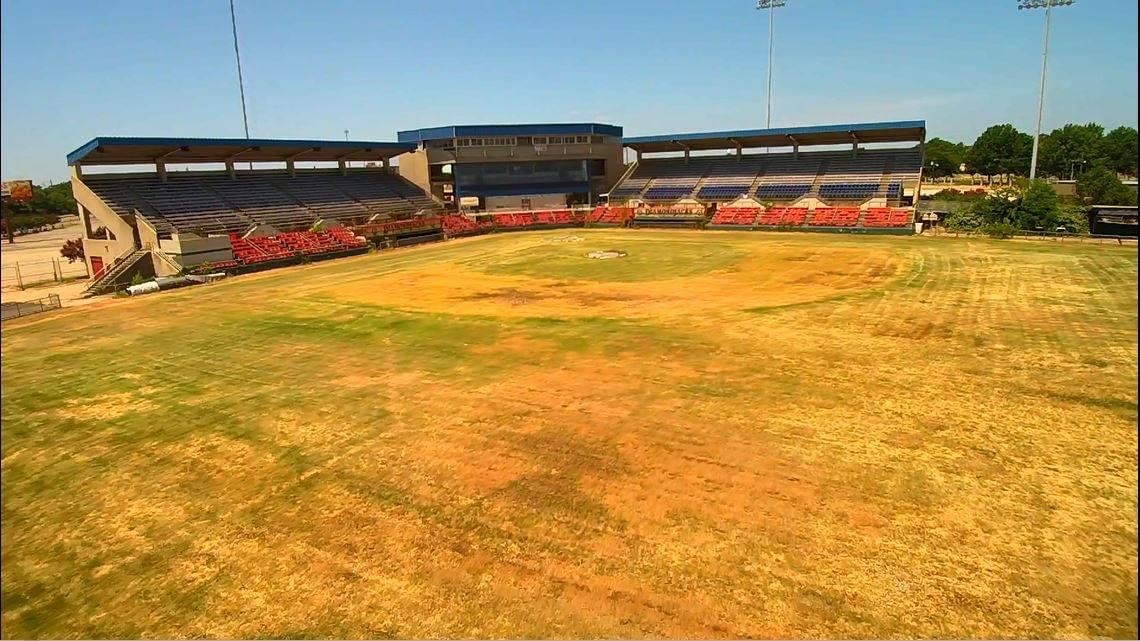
756,0,789,130
1018,0,1076,179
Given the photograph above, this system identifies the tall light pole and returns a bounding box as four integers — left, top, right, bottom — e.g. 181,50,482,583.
756,0,787,130
229,0,250,140
1018,0,1075,180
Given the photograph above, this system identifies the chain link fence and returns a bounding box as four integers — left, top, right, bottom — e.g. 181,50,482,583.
1,294,62,322
0,258,89,290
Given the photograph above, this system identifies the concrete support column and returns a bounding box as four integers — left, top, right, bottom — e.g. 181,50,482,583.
78,204,95,238
226,160,235,179
382,157,389,170
156,161,167,183
636,150,642,163
287,159,296,178
338,160,347,175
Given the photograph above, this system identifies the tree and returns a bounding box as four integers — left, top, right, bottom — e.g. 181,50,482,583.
1100,126,1138,176
1076,166,1138,206
1017,179,1060,229
1,181,75,243
944,181,1065,234
1038,123,1105,179
923,138,968,178
60,238,84,263
967,124,1032,179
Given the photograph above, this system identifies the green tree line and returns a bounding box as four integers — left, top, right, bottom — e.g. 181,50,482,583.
1,182,77,241
924,122,1137,192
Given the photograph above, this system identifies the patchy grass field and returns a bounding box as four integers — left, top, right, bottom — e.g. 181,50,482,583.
2,229,1137,639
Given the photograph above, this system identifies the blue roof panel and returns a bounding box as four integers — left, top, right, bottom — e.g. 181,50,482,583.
398,123,623,143
623,120,926,150
67,136,416,166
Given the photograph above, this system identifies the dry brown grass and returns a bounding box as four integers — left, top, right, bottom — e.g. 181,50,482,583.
1,230,1136,638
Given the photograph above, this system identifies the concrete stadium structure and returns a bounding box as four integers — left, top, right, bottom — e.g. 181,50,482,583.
395,123,625,211
65,120,927,295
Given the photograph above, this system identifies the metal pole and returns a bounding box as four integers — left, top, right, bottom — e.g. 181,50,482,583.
230,0,250,140
766,7,774,129
1029,2,1051,180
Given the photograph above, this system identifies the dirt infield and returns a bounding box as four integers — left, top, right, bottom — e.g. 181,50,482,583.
1,230,1137,638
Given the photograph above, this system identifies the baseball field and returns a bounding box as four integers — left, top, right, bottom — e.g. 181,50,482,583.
1,229,1137,638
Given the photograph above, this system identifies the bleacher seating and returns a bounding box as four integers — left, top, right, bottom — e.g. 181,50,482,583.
608,147,922,206
227,229,365,266
709,207,759,226
755,183,812,200
82,169,439,237
863,208,913,227
818,183,879,200
441,214,493,235
809,207,861,227
609,177,649,199
757,207,809,226
85,175,252,236
588,205,631,224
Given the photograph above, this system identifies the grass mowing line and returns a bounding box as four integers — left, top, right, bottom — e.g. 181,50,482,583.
1,231,1136,638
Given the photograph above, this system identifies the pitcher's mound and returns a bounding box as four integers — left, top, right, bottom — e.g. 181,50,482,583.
586,249,627,260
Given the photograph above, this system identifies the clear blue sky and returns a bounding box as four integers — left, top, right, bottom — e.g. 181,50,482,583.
1,0,1136,184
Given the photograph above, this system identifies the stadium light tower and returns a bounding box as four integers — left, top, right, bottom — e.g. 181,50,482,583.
756,0,787,130
229,0,250,140
1018,0,1075,180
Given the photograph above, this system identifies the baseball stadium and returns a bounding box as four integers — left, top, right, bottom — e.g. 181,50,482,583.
1,1,1138,639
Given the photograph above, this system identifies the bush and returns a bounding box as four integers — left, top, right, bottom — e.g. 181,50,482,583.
60,238,84,263
130,274,147,286
1056,203,1090,234
982,222,1017,239
1017,179,1060,230
944,206,985,231
927,188,987,202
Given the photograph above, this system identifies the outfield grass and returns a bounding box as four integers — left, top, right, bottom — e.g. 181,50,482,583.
2,230,1137,638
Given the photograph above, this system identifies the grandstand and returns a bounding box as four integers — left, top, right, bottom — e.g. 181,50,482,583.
64,121,926,294
67,137,439,292
614,121,924,230
395,124,624,211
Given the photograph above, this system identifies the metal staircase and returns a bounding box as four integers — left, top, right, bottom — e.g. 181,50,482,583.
83,248,149,296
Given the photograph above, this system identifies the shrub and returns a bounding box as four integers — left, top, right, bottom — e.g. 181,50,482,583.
944,206,985,231
130,274,147,286
60,238,84,263
982,222,1017,239
1056,203,1090,234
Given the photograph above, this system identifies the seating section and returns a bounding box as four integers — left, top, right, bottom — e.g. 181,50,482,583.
817,155,883,201
818,183,879,200
441,214,494,235
587,205,632,224
709,208,759,226
809,207,861,227
353,216,442,237
609,177,649,199
863,208,913,227
608,147,922,205
757,207,809,226
228,229,365,266
755,183,812,200
82,170,439,237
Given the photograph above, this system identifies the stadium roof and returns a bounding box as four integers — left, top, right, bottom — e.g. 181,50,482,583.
397,123,623,143
67,137,416,166
622,120,926,153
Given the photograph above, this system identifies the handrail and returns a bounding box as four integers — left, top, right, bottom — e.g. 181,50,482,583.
608,160,641,196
